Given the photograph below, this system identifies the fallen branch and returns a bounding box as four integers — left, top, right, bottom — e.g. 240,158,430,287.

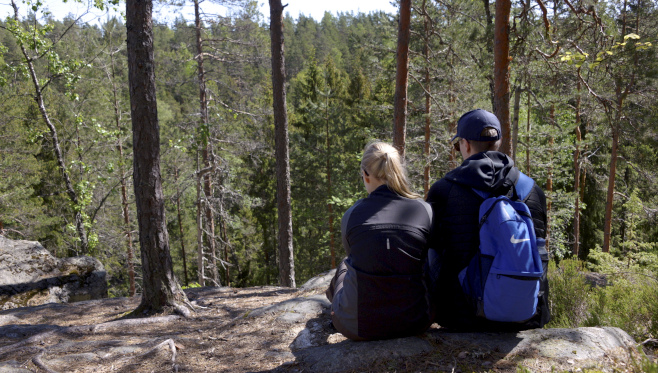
640,338,658,346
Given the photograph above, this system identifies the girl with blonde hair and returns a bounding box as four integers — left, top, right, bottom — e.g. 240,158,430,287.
326,141,433,340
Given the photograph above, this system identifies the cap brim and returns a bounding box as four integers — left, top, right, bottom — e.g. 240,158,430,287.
450,135,461,145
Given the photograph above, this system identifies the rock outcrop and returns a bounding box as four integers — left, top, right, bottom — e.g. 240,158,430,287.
0,237,107,309
0,268,648,372
272,270,642,372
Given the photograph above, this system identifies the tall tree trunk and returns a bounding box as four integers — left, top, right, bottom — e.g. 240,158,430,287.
11,0,89,254
423,0,432,196
392,0,411,157
114,89,136,297
494,0,512,156
602,7,635,253
525,83,531,175
326,96,336,269
511,85,521,163
220,216,230,287
602,119,620,253
449,58,458,169
194,0,219,286
270,0,295,287
174,168,189,287
106,43,137,296
545,104,555,250
573,80,582,258
483,0,495,109
126,0,189,315
196,152,204,286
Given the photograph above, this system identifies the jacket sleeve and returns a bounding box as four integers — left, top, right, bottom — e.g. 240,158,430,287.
526,184,548,239
341,200,361,256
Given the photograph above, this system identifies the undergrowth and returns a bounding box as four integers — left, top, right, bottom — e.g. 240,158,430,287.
547,251,658,352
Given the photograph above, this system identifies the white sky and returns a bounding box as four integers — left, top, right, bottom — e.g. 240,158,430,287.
1,0,398,25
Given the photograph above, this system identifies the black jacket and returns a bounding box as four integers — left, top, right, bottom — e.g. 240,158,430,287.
331,185,433,340
426,151,550,331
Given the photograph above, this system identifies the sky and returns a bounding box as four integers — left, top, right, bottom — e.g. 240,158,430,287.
1,0,398,24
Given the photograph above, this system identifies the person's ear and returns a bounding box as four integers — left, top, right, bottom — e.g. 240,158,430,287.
464,139,472,155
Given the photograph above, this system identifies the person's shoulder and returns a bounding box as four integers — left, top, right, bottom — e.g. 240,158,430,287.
427,176,456,201
343,198,365,216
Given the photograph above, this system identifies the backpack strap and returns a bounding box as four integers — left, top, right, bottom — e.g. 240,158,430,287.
471,188,489,200
515,172,535,202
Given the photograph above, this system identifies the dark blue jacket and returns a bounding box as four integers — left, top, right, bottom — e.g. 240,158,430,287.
426,151,550,331
331,185,433,340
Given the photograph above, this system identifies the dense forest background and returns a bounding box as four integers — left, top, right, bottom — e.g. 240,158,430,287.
1,0,657,300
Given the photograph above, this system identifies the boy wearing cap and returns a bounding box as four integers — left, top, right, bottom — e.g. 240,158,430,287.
425,109,550,331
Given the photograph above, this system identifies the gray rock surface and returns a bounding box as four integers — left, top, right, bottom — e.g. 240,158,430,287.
277,274,641,373
299,269,336,291
293,336,434,373
0,237,107,309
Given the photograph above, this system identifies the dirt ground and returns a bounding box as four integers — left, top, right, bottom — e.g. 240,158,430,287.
0,282,654,373
0,285,334,373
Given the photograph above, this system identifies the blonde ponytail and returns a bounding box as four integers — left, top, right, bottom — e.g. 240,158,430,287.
361,141,420,199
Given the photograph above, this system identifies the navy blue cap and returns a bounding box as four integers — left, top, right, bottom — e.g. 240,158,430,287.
450,109,501,144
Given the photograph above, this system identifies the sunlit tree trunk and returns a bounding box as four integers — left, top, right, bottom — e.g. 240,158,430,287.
108,49,136,296
573,79,582,258
126,0,189,315
494,0,512,156
270,0,295,287
393,0,411,157
194,0,219,286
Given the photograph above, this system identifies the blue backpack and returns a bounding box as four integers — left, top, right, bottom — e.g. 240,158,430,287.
458,173,545,323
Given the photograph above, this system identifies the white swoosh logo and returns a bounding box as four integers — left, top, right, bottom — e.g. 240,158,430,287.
510,235,531,244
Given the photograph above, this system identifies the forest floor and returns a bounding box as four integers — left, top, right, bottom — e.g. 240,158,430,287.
0,273,653,373
0,284,329,372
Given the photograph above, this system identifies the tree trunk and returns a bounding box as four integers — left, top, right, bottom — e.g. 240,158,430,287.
174,168,189,287
602,120,620,253
449,57,458,170
483,0,495,110
10,0,89,254
194,0,219,286
423,1,432,196
326,96,336,269
494,0,512,156
219,212,230,287
107,44,137,296
196,152,204,286
392,0,411,157
545,104,555,250
126,0,188,315
573,80,582,258
525,83,531,175
269,0,296,288
511,85,521,163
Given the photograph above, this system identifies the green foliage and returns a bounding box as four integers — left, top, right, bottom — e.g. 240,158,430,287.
549,257,658,342
584,275,658,340
547,259,591,328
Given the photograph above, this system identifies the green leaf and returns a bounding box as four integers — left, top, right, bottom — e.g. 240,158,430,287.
624,33,640,40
